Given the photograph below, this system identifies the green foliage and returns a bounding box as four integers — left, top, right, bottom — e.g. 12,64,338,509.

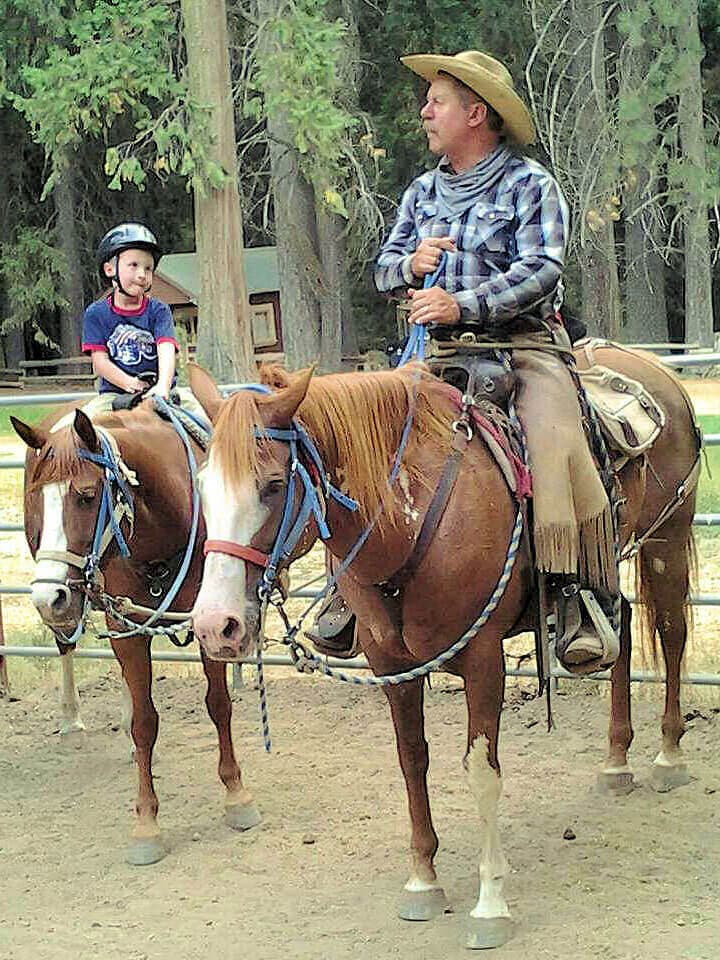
0,228,68,349
254,1,358,207
616,0,720,209
3,0,227,195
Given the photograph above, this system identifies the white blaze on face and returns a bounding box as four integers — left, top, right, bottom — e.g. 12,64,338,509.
194,452,269,625
31,482,70,609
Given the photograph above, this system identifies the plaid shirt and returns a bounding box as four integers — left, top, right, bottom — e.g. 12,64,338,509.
374,153,569,324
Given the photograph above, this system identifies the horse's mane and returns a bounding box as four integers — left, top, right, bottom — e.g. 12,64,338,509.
212,363,454,522
25,408,141,495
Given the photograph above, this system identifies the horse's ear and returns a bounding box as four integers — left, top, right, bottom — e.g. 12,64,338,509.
259,363,292,391
11,416,46,450
187,362,223,422
260,365,315,427
73,410,100,453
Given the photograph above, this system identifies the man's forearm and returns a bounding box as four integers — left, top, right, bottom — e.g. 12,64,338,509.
453,255,563,322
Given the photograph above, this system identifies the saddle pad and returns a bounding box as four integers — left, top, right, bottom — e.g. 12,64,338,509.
579,364,665,457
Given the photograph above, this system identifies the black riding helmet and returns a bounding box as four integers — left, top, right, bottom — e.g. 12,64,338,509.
96,223,162,293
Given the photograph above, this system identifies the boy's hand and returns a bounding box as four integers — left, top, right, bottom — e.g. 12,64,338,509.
126,376,148,393
145,382,169,400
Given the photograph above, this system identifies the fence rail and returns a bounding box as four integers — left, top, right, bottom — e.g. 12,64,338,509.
2,364,720,688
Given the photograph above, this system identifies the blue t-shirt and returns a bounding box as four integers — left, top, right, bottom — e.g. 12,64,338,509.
82,296,178,393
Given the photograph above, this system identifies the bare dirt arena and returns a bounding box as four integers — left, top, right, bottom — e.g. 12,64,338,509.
1,667,718,960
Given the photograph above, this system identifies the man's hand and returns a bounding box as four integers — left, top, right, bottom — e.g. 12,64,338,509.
407,286,461,326
410,236,456,278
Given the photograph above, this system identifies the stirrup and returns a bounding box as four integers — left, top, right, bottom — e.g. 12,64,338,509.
304,587,358,658
553,585,619,676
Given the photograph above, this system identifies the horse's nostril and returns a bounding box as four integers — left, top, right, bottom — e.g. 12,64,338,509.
51,589,69,613
222,617,239,639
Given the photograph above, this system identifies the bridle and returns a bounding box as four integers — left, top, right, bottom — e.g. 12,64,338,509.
204,419,358,600
32,428,137,643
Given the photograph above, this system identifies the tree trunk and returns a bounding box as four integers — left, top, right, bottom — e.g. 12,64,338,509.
623,209,668,343
618,35,668,343
256,0,358,370
677,0,714,349
54,153,83,358
181,0,255,381
569,0,621,338
316,204,345,370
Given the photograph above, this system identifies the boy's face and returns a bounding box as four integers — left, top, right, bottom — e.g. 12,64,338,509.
104,247,155,299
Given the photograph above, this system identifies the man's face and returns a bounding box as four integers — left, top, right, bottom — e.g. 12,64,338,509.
104,248,154,298
420,76,479,157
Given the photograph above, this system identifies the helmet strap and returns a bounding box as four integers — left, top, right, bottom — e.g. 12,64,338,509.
109,253,153,301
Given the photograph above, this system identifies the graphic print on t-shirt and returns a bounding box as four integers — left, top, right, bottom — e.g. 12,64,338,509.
107,322,157,367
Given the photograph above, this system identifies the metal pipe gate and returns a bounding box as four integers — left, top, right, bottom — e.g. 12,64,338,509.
2,362,720,687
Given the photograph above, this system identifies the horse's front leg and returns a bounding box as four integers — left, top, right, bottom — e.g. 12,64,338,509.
201,652,261,831
57,644,85,734
110,635,165,865
599,596,635,793
370,650,448,922
462,637,513,949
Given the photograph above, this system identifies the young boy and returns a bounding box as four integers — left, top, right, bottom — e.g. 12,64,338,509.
82,223,177,398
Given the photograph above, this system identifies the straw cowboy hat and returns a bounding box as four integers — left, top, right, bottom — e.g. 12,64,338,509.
400,50,536,146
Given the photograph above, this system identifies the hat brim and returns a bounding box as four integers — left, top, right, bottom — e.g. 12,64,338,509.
401,54,536,146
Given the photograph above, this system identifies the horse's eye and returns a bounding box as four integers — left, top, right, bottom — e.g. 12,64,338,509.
74,488,97,506
260,479,285,501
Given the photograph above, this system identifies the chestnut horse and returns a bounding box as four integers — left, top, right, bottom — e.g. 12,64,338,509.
187,346,699,950
12,401,261,865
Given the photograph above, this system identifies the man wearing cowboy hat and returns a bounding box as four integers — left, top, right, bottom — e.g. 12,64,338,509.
309,50,619,675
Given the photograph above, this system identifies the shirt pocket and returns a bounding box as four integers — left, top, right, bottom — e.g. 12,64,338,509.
462,203,515,254
416,200,452,239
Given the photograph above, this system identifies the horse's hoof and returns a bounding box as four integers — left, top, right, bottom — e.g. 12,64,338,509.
466,916,514,949
397,886,449,921
650,761,691,793
596,768,635,795
126,835,165,866
59,719,86,735
225,801,262,832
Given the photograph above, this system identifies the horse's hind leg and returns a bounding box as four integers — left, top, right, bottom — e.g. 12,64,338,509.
463,637,513,949
638,519,693,792
598,596,635,793
111,635,165,864
58,645,85,734
201,652,261,831
373,661,448,922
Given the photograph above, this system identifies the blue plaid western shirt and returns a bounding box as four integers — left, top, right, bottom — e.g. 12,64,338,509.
374,153,570,324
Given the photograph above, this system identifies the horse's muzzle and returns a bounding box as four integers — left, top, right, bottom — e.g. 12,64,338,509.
31,581,81,630
192,607,251,662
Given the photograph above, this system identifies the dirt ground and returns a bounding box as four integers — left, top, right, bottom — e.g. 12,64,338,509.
1,668,719,960
1,374,719,959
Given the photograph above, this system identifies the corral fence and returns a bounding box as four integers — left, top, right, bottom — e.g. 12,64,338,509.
1,352,720,690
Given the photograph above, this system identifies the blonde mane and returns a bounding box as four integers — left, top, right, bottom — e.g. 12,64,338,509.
213,365,454,523
26,427,91,494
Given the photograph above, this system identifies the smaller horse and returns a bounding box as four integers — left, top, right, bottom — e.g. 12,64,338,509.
186,349,699,949
13,401,261,864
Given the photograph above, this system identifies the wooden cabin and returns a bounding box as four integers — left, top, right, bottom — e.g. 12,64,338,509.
153,247,283,363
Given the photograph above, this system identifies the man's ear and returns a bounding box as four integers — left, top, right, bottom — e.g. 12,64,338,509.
467,100,488,129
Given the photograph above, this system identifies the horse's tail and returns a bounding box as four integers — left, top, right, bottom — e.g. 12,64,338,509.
633,528,697,668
